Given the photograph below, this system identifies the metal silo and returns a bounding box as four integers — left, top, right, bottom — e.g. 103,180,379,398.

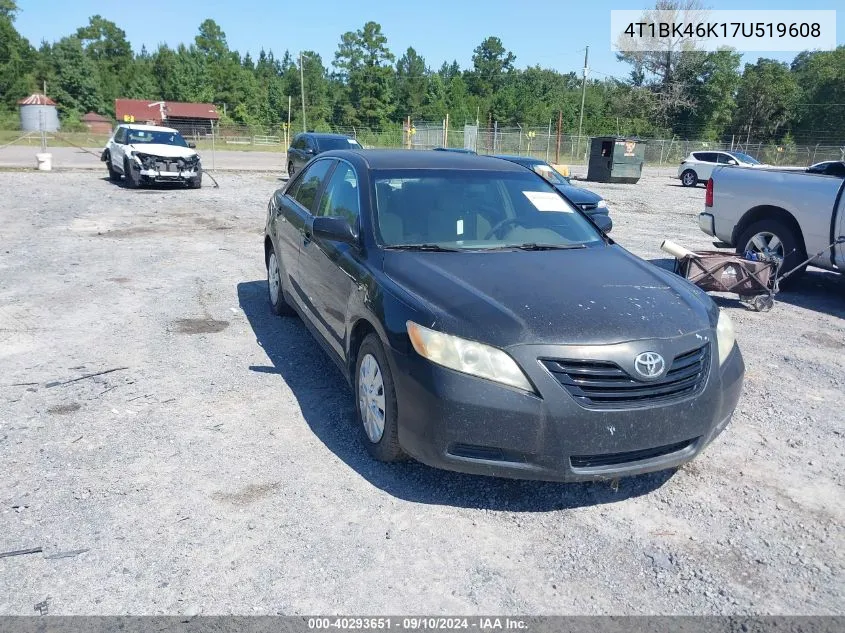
18,94,60,132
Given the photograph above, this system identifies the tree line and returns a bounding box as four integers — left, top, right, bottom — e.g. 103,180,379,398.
1,0,843,143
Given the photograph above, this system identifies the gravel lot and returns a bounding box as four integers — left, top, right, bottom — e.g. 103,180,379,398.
0,168,842,616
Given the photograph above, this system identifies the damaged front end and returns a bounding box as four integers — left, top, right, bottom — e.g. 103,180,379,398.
133,152,201,182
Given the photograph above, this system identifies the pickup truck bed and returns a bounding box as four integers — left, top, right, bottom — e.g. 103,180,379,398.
699,166,845,278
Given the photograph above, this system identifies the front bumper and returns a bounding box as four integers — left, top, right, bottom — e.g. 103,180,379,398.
391,333,744,482
138,167,199,181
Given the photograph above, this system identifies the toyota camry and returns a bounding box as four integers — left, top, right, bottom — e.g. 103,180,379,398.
263,150,744,482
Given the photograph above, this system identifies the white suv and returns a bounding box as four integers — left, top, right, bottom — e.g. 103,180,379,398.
101,124,202,189
677,150,762,187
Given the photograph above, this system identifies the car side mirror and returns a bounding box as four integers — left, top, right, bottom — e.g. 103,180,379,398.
593,214,613,233
728,159,737,165
312,216,356,244
305,147,315,155
188,142,196,149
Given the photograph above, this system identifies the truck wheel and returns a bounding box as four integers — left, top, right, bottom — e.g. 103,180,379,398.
123,157,141,189
104,152,120,181
737,219,806,287
680,170,698,187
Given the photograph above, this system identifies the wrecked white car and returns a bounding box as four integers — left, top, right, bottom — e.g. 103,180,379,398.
101,124,202,189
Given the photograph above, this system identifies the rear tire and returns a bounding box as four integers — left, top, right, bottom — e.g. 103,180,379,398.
105,153,120,181
355,334,404,463
737,219,806,288
267,249,295,316
680,169,698,187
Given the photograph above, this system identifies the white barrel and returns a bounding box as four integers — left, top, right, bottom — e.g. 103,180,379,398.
35,153,52,171
660,239,697,259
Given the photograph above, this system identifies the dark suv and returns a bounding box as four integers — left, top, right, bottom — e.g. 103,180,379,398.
287,133,363,177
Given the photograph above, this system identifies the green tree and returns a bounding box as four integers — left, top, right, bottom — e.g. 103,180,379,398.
75,15,133,112
469,36,515,98
49,36,107,116
395,47,427,119
333,21,395,127
791,47,845,141
0,4,35,110
735,59,799,142
674,49,741,138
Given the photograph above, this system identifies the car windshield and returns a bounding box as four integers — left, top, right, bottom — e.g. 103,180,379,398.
728,151,760,165
126,129,188,147
373,169,603,250
316,137,362,151
529,163,569,185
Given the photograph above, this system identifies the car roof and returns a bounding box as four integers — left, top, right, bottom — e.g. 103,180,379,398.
301,132,357,140
493,154,547,166
120,123,179,133
316,149,530,171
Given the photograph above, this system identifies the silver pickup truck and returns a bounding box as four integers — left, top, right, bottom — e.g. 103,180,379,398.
698,166,845,279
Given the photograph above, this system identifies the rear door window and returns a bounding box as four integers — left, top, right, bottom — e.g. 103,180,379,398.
693,152,717,163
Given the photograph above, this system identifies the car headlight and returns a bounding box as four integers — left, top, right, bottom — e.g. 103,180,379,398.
406,321,533,392
716,310,736,366
596,199,608,209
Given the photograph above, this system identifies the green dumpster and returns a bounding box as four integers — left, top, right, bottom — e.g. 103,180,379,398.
586,136,645,184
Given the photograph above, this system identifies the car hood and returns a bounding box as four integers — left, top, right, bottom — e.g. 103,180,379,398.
383,245,713,347
128,144,197,159
553,183,603,206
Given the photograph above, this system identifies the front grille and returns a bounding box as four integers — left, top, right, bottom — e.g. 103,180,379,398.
570,437,698,469
541,344,710,409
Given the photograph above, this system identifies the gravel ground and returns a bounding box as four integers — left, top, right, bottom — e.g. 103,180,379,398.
0,169,842,616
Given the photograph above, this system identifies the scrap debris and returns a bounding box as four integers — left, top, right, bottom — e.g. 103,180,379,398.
0,546,43,559
45,366,128,388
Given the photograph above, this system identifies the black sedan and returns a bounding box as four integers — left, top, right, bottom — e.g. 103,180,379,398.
806,160,845,178
494,155,613,230
263,150,744,482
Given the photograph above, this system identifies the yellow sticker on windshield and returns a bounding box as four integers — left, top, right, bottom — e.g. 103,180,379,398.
522,191,573,212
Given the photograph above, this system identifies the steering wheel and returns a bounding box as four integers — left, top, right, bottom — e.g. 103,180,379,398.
484,217,522,240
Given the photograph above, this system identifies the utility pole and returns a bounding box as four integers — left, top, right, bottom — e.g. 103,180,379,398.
300,51,307,132
287,95,292,147
577,46,589,160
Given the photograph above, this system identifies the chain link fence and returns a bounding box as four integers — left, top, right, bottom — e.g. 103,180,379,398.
2,119,843,169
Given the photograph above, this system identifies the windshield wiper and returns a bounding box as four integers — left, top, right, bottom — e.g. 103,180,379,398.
489,243,587,251
383,244,461,252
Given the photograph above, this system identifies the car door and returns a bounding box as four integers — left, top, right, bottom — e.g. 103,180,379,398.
694,152,717,180
297,160,362,359
279,158,335,315
110,126,127,171
298,136,317,171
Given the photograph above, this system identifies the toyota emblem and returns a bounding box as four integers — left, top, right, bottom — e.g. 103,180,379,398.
634,351,665,379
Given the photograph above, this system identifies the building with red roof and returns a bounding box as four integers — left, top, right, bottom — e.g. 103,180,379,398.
114,99,220,136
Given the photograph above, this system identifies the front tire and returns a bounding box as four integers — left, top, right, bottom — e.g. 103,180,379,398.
737,219,806,287
355,334,404,462
267,249,295,316
680,169,698,187
123,157,141,189
188,170,202,189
